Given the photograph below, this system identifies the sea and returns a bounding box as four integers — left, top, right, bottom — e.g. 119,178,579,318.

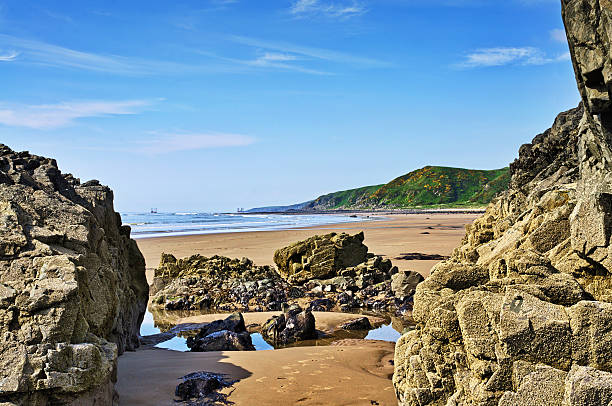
121,211,373,238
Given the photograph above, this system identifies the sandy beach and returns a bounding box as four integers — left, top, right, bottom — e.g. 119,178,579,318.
114,213,477,405
137,213,478,282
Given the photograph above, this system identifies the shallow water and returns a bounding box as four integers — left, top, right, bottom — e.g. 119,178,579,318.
122,212,374,238
141,309,406,352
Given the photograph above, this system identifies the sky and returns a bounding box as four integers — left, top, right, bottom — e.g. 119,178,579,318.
0,0,580,212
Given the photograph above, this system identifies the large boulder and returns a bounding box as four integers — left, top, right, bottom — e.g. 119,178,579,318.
186,313,255,351
0,145,148,405
393,2,612,404
273,232,368,283
261,304,317,344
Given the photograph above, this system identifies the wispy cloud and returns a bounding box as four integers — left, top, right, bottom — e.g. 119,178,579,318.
0,100,152,129
0,51,18,61
140,132,255,154
290,0,367,19
0,34,201,75
550,28,567,43
228,35,390,68
456,47,570,68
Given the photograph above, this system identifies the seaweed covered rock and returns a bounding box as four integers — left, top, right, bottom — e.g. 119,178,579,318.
0,145,148,405
150,254,287,311
273,232,368,283
393,2,612,405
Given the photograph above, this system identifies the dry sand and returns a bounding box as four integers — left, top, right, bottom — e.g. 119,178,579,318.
137,213,478,283
118,213,477,405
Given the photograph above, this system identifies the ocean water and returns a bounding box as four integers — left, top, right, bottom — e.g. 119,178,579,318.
121,212,371,238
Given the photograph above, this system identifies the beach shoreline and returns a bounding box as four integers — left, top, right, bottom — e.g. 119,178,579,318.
136,212,478,282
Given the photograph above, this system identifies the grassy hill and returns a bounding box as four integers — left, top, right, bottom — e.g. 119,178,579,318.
303,166,510,210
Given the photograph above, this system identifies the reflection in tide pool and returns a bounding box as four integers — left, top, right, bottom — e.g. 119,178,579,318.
364,324,402,342
251,333,274,351
156,336,190,351
141,309,404,352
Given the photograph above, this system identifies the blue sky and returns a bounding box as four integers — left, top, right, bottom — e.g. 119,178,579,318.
0,0,578,212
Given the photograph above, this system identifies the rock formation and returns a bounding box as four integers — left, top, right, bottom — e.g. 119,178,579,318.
261,304,317,344
393,1,612,405
150,254,283,311
0,145,148,405
186,313,255,352
150,241,412,315
273,232,368,283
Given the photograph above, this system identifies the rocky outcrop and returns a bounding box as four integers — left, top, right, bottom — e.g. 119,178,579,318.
150,254,285,311
261,304,317,344
0,145,148,405
186,312,255,351
393,2,612,405
150,244,413,316
273,232,368,283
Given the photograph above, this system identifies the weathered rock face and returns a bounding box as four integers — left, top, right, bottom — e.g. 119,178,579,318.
0,145,148,405
393,2,612,405
273,232,368,283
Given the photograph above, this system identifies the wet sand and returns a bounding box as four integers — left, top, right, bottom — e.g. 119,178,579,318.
117,339,396,406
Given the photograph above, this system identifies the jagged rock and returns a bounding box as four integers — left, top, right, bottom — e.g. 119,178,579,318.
261,304,317,344
339,317,372,330
186,313,255,351
0,145,148,405
273,232,368,283
391,270,424,298
393,2,612,404
174,371,234,404
150,254,286,311
187,330,255,352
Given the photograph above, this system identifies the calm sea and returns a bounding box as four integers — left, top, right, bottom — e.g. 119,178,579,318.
121,212,371,238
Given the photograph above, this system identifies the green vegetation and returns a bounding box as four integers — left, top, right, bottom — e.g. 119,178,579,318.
305,166,510,210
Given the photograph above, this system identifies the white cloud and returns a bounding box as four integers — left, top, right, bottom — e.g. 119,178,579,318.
141,132,255,154
0,51,18,61
290,0,367,19
456,47,571,68
550,28,567,43
0,34,201,75
0,100,151,129
228,35,390,68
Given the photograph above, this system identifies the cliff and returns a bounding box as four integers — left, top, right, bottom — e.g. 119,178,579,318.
392,1,612,405
0,145,149,405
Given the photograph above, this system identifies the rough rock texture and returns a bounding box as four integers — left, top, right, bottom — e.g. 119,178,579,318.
150,254,284,311
0,145,148,405
273,232,368,283
393,2,612,405
186,312,255,351
261,304,317,344
150,248,412,316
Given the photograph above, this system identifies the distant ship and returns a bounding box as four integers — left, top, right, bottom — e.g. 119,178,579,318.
150,208,158,214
